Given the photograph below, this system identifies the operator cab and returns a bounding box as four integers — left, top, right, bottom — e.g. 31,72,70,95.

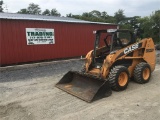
92,29,135,67
110,29,135,53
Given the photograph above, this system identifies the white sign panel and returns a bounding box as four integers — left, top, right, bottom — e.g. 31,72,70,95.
26,28,55,45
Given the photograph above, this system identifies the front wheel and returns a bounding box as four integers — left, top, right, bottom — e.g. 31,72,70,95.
80,65,86,73
108,66,130,91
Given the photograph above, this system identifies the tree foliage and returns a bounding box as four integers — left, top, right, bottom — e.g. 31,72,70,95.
17,8,29,14
50,9,61,16
0,0,3,12
151,10,160,42
18,3,41,14
42,9,50,15
42,8,61,16
67,10,116,23
27,3,41,15
17,3,61,16
114,9,125,23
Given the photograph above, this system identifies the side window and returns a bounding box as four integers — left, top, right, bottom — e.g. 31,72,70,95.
112,34,121,47
99,33,107,48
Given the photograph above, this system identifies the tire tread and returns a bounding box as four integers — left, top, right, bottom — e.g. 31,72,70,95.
108,66,129,91
134,62,151,84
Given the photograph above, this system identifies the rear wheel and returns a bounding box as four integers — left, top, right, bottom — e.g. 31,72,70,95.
108,66,129,91
134,62,151,83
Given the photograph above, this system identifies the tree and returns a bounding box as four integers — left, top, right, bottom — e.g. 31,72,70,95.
89,10,101,18
140,17,153,37
119,16,141,29
82,12,92,18
0,0,3,12
101,11,108,19
114,9,125,23
17,3,41,15
42,9,50,16
151,10,160,42
136,10,160,43
66,13,72,17
66,10,116,23
17,8,29,14
27,3,41,15
129,16,141,30
50,9,61,16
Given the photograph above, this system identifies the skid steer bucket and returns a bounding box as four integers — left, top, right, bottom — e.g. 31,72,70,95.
55,71,112,102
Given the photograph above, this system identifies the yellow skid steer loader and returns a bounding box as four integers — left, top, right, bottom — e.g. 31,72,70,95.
56,29,156,102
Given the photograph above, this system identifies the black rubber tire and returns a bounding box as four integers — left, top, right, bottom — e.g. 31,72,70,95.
108,66,130,91
133,62,151,84
80,65,86,73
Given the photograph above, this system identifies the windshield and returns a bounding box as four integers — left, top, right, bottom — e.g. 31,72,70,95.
111,31,132,51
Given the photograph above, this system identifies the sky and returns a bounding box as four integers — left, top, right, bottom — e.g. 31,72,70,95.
3,0,160,17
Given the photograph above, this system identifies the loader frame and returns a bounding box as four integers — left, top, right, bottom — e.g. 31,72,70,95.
56,29,156,102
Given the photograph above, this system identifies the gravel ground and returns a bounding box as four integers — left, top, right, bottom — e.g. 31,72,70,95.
0,58,160,120
156,50,160,64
